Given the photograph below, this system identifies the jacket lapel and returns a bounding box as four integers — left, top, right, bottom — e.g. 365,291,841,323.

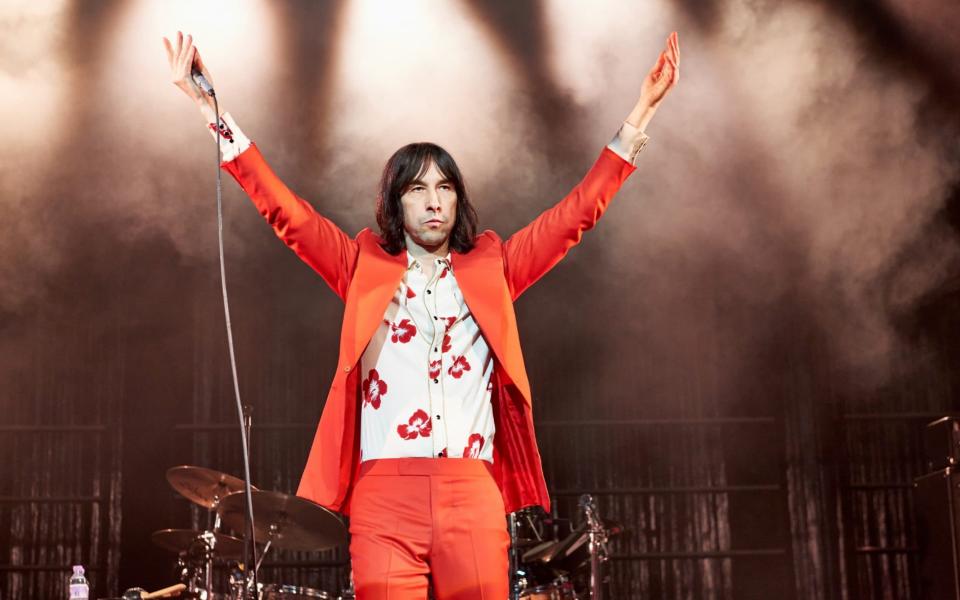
342,233,406,368
453,238,532,405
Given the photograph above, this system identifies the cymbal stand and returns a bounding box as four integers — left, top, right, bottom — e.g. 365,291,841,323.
508,512,521,600
202,531,217,598
338,569,355,600
177,531,218,599
241,404,256,600
205,508,222,533
245,522,278,596
579,494,609,600
231,538,271,600
254,539,272,577
203,501,224,599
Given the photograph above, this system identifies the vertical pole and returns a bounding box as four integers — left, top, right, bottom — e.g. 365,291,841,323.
508,512,520,600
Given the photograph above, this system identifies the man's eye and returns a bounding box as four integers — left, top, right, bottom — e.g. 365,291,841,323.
440,184,452,190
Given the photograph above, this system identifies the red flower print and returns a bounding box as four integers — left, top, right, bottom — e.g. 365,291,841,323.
362,369,387,409
448,355,471,379
441,334,452,353
442,316,457,331
463,433,484,459
439,267,449,279
439,448,448,458
429,359,441,379
406,287,417,299
397,409,432,440
390,319,417,344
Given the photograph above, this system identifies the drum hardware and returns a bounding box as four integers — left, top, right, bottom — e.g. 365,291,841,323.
579,494,608,600
259,584,331,599
160,466,261,599
153,465,349,600
152,529,246,560
508,510,558,600
337,568,355,600
151,528,237,599
509,512,522,600
153,402,348,600
510,498,622,599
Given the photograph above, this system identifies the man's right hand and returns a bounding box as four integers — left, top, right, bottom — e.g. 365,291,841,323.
162,31,218,116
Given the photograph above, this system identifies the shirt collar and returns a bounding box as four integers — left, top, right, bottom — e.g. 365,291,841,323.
406,250,453,272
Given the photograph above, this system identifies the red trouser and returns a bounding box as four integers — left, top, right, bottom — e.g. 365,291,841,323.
348,458,510,599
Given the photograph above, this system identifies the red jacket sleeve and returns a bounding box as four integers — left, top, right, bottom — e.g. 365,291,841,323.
502,147,637,299
222,143,359,300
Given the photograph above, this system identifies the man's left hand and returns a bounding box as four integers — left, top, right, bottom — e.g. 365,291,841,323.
627,31,680,131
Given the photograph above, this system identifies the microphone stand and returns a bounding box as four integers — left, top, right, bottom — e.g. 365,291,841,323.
209,89,259,599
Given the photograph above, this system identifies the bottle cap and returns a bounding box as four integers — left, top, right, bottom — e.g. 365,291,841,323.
72,565,84,575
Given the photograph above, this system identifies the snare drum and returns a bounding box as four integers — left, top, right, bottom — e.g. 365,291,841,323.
259,584,331,599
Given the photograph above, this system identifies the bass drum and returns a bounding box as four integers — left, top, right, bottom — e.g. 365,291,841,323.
259,584,331,599
519,581,577,600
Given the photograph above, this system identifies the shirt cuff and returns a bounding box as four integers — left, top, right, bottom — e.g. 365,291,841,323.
606,121,650,165
206,112,251,163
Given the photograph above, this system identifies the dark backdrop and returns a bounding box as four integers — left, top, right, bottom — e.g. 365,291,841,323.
2,0,960,598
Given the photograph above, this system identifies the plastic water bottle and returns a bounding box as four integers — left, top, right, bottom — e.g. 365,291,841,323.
69,565,89,600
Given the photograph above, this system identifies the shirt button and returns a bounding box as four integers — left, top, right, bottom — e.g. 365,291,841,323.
435,415,441,420
427,290,432,295
433,316,438,320
434,347,438,352
437,452,444,457
433,378,439,384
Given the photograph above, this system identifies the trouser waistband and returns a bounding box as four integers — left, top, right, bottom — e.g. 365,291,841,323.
358,457,494,478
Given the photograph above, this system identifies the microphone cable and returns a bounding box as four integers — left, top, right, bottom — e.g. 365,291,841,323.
211,91,260,599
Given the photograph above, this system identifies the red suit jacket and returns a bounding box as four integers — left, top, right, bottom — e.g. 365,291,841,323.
223,144,636,514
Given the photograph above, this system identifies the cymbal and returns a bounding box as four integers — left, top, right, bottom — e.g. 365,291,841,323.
166,466,256,509
522,519,625,564
521,539,560,563
218,490,347,552
150,529,245,559
510,537,547,549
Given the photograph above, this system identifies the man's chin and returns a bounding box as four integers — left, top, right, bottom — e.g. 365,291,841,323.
410,232,451,251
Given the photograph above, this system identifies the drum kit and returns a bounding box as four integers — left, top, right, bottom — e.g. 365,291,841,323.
148,466,621,600
151,465,349,600
509,494,623,600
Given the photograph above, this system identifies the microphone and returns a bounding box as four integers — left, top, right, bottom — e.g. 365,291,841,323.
192,67,215,97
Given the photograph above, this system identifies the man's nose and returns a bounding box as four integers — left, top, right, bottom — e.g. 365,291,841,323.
426,190,441,211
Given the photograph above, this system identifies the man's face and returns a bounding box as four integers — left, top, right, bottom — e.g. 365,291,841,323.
400,160,458,252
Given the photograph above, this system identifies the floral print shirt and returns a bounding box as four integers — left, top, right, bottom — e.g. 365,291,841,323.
358,253,496,462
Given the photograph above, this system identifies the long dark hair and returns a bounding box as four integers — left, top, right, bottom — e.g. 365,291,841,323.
376,142,479,255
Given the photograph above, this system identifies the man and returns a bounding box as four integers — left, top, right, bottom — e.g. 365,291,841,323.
164,30,679,599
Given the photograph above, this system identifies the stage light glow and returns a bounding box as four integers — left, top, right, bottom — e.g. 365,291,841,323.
109,0,278,116
0,0,69,152
543,0,673,111
328,0,521,181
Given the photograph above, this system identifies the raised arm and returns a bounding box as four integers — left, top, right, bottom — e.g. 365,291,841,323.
163,32,358,300
502,32,680,299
